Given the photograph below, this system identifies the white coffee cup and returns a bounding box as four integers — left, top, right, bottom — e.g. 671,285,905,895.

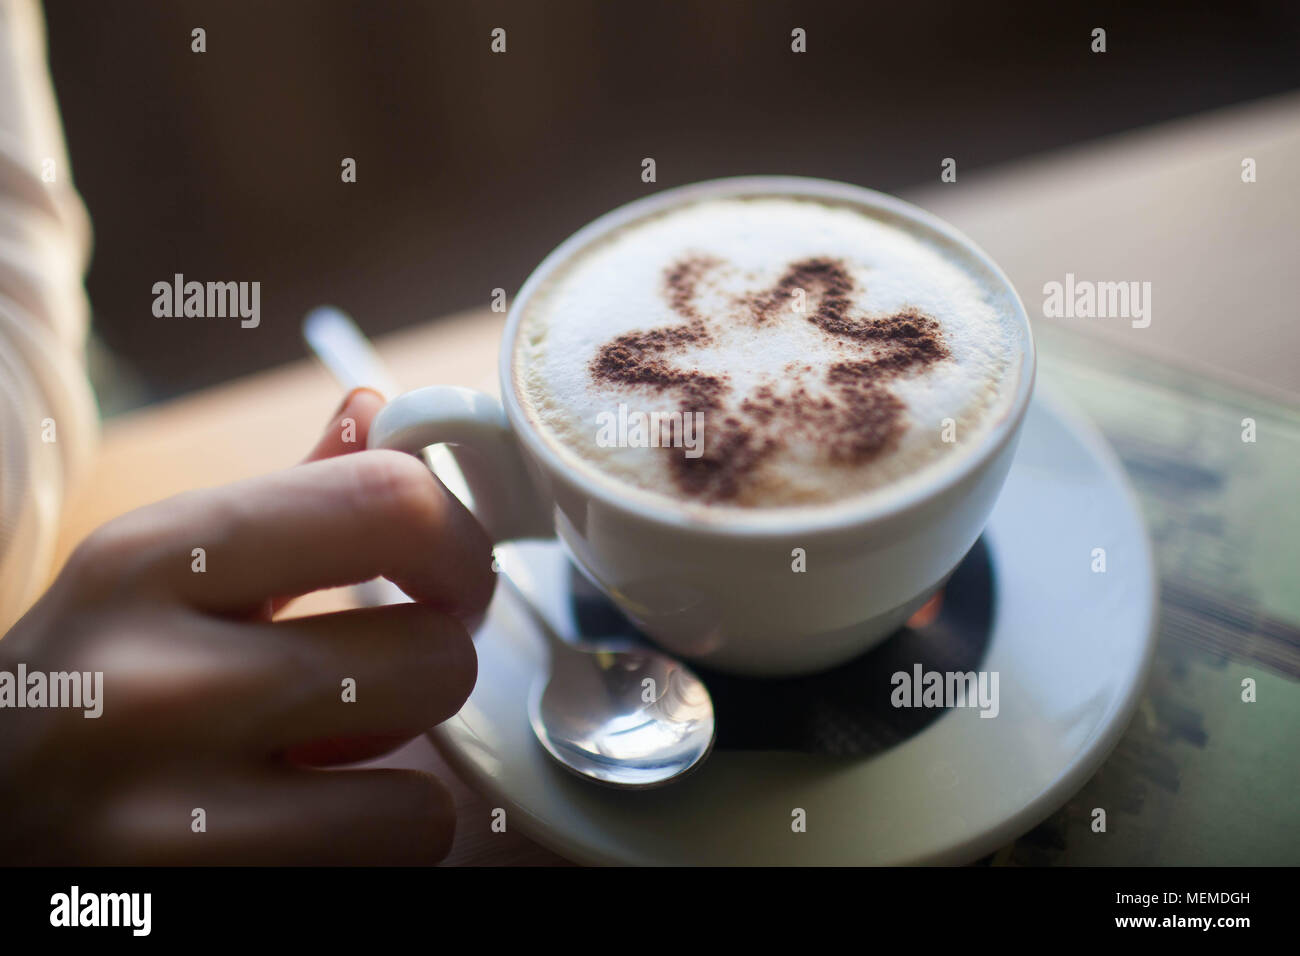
369,177,1035,676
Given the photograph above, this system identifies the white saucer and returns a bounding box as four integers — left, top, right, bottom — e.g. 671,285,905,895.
428,391,1158,865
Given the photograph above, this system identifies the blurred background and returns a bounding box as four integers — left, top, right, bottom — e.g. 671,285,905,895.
40,0,1300,411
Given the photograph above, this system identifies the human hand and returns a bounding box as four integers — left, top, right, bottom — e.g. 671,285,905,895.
0,388,494,864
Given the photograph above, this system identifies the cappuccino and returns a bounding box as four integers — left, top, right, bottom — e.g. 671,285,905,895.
514,193,1023,510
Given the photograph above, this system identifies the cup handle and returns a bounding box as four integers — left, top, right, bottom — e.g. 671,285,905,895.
367,385,551,543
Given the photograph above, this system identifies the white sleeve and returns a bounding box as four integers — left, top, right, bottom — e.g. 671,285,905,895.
0,0,97,633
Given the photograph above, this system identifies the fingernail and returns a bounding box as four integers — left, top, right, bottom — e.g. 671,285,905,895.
331,386,384,419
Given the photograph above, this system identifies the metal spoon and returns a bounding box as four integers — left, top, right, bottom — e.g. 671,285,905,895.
493,571,715,788
302,307,716,787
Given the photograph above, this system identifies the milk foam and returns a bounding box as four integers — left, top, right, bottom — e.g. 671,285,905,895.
515,195,1022,510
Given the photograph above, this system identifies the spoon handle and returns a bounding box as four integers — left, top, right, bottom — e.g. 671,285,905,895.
303,306,400,398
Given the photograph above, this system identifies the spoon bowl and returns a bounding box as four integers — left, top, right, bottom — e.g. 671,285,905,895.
527,638,715,788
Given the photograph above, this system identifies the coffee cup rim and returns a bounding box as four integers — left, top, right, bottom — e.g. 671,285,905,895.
501,175,1036,537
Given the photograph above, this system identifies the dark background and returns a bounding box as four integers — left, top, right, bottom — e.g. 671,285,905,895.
40,0,1300,409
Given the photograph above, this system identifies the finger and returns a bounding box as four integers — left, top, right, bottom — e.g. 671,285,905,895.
60,603,474,760
271,387,388,617
74,449,496,618
302,387,386,463
228,602,475,754
286,731,416,767
89,766,457,865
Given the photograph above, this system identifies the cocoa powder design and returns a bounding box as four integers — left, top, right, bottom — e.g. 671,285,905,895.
589,255,949,501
